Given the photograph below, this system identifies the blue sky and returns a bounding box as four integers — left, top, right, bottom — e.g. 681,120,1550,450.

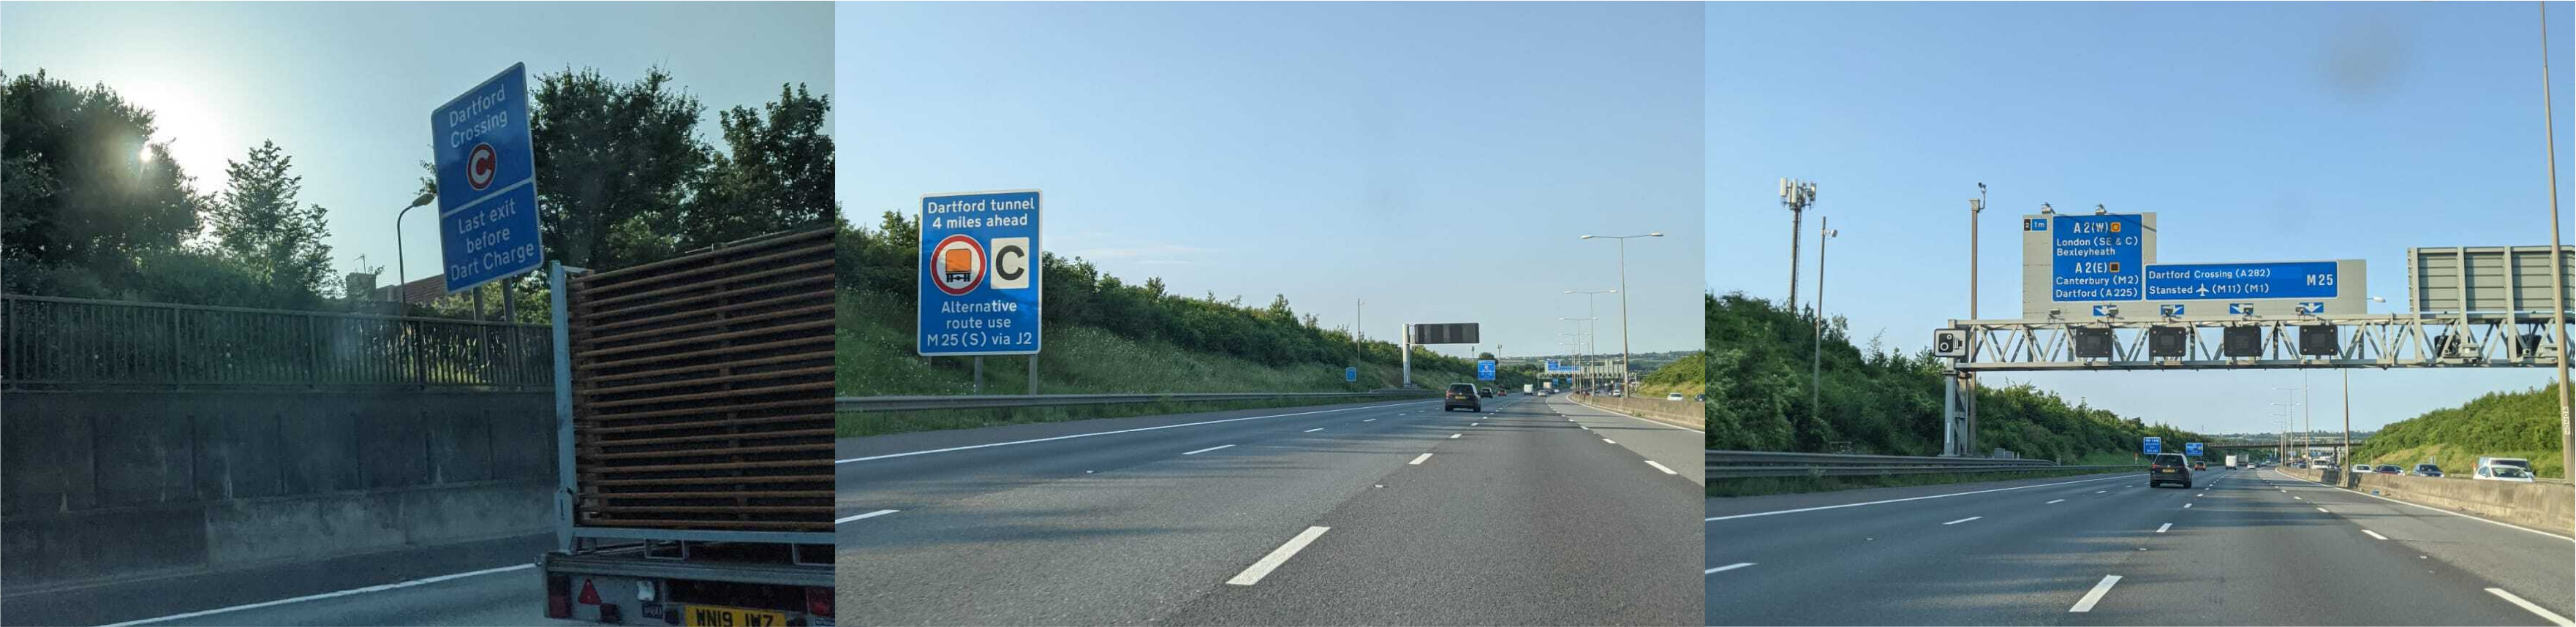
1,1,834,287
840,1,1706,358
1710,1,2576,434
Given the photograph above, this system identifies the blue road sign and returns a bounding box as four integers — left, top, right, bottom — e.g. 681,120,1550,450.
1476,360,1497,381
2050,214,2144,302
2297,302,2325,315
918,190,1042,356
2144,261,2338,301
2186,442,2205,456
2025,218,2047,231
430,63,544,294
1345,367,1359,382
2143,437,2162,454
2091,305,2117,317
2158,304,2186,316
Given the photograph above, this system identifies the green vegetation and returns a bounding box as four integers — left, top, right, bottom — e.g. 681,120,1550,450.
1635,353,1704,398
1703,292,2218,463
2350,384,2565,479
842,213,1511,433
4,68,830,318
1707,468,2134,498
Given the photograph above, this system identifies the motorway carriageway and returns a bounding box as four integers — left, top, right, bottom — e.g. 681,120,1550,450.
837,394,1706,626
1704,466,2576,626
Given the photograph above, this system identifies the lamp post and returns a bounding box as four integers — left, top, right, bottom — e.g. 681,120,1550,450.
1812,218,1838,423
392,191,439,304
1580,234,1659,395
1562,317,1597,392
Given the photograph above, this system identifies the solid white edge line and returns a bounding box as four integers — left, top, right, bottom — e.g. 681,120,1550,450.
1704,562,1755,574
2362,529,2389,540
2068,575,2122,612
2155,523,2172,533
836,509,899,524
1568,396,1706,433
100,563,535,626
1409,453,1433,465
1707,474,2131,522
2267,467,2575,542
1225,526,1331,586
836,400,1435,463
1943,517,1982,525
1645,460,1679,475
1182,444,1235,455
2488,588,2576,627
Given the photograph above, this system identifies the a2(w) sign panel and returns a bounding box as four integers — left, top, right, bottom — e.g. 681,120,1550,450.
2049,214,2145,303
431,62,544,294
918,190,1041,356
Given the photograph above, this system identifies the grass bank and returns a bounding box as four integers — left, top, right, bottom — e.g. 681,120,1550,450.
1706,466,2140,498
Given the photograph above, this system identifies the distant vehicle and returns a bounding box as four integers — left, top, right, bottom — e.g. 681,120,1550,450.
2225,455,2239,469
1666,392,1685,401
2372,464,2401,475
1443,384,1482,412
2409,463,2442,477
2475,457,2537,482
1696,394,1707,401
2352,464,2372,474
2149,453,2194,488
1477,386,1495,398
2192,460,2207,471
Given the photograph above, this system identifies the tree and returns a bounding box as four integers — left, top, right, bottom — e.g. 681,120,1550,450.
688,83,834,248
527,66,709,270
1,69,205,294
207,140,335,301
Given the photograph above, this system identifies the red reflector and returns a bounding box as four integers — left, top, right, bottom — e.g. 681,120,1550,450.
578,579,603,605
546,575,572,619
806,586,834,618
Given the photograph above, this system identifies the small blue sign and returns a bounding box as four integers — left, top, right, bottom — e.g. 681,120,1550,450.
1476,360,1497,381
2229,303,2256,315
2186,442,2205,456
2158,304,2186,316
2091,305,2117,317
2025,218,2047,231
2050,214,2144,302
2143,437,2162,454
918,190,1042,356
1345,367,1359,382
2297,302,2325,315
430,63,544,294
2144,261,2338,301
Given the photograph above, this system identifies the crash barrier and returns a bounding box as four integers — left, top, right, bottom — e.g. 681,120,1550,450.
1568,393,1706,429
1705,450,2134,479
2301,467,2574,535
0,390,553,593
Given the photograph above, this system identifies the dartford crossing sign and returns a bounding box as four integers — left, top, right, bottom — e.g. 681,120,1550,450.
430,63,545,294
918,190,1041,356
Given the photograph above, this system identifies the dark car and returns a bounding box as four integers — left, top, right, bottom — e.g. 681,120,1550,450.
2192,460,2207,471
2150,453,2194,488
1477,387,1495,398
1443,384,1481,412
2410,463,2443,477
2373,464,2402,475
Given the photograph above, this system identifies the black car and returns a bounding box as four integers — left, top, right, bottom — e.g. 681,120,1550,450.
1443,384,1481,412
2410,463,2443,477
2149,453,2194,488
1477,387,1495,398
2373,464,2402,475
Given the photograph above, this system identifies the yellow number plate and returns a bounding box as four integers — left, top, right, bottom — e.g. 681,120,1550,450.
684,605,787,627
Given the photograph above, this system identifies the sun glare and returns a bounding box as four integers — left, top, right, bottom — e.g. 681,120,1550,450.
137,145,154,163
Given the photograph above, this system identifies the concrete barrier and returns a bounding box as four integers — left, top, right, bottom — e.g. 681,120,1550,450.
0,390,553,593
2294,467,2574,535
1569,394,1705,430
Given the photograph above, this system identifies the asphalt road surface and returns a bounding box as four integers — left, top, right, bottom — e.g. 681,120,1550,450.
839,394,1706,626
1705,466,2576,626
2,534,583,627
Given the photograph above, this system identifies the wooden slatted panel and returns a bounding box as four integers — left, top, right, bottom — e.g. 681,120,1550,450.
567,227,834,533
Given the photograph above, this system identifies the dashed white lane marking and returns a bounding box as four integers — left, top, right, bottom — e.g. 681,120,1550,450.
2488,588,2576,626
1182,444,1236,455
2294,496,2302,500
2362,530,2389,540
838,400,1436,463
1304,428,1325,433
2069,575,2122,612
1225,526,1331,586
2316,507,2330,513
1409,453,1433,465
1470,422,1479,426
2094,490,2107,494
2267,467,2576,542
2156,523,2172,533
836,509,899,524
1604,438,1616,444
1705,562,1755,574
1361,418,1376,422
1944,517,1982,525
1449,434,1460,438
2046,499,2066,504
1645,460,1680,475
2183,503,2192,509
100,563,536,627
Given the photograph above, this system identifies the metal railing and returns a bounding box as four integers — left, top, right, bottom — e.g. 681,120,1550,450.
1708,450,2145,479
838,390,1435,413
2,294,551,390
